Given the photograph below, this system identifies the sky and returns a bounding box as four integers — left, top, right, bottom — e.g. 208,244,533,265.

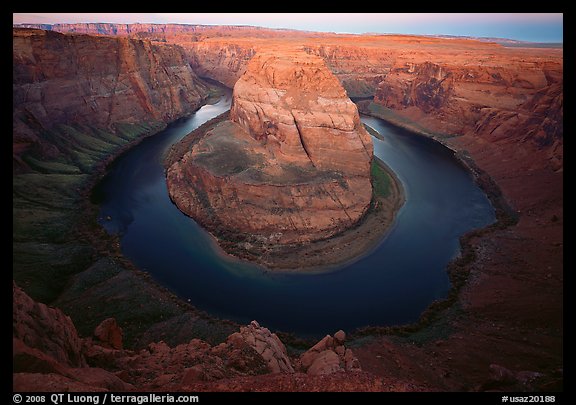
12,13,563,43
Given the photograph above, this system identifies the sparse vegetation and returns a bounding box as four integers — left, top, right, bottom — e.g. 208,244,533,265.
13,122,162,303
371,158,391,198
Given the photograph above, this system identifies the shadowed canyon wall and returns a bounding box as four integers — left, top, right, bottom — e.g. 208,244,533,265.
13,28,218,347
13,28,209,169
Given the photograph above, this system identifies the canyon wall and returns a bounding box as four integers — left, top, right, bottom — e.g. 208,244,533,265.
186,41,256,87
187,39,562,165
183,36,562,170
16,24,563,154
371,54,563,158
13,27,212,340
167,50,373,248
13,28,209,167
16,23,329,40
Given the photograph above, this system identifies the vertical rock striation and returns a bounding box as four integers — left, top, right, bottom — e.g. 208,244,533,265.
13,28,209,166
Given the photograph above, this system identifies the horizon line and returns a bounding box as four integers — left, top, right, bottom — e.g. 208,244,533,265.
12,22,564,44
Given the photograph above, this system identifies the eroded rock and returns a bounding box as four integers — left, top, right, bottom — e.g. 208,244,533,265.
299,330,361,375
167,49,373,249
94,318,123,350
13,282,86,368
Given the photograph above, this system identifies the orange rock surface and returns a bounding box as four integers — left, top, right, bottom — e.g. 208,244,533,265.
14,282,370,392
167,50,373,246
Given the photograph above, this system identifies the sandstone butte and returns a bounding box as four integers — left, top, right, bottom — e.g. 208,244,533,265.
166,49,374,248
13,24,563,392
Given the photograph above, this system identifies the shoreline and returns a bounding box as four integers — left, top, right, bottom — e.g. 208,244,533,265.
349,102,519,339
252,157,406,274
164,114,406,274
78,93,512,344
70,87,248,346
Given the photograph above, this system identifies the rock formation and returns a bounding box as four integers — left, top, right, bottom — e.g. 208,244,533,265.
13,281,87,369
187,41,257,88
372,59,563,154
167,50,373,247
299,329,361,375
13,282,133,391
13,281,368,391
12,23,563,392
93,318,123,350
13,28,209,167
220,320,294,373
18,24,562,163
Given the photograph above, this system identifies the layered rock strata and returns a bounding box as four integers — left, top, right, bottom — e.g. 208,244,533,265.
21,24,562,162
167,50,373,246
372,59,563,157
13,28,209,166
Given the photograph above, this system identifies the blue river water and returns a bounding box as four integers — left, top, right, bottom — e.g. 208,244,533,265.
92,93,495,338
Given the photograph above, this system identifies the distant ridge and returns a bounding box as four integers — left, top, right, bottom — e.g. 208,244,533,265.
426,34,562,48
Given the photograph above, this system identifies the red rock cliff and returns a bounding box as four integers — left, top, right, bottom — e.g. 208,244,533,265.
372,55,563,156
167,50,373,247
13,28,209,165
230,50,373,175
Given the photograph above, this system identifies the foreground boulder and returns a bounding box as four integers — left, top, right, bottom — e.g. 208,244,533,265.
13,281,86,368
299,329,361,375
13,282,133,391
13,282,299,391
216,320,294,374
93,318,123,350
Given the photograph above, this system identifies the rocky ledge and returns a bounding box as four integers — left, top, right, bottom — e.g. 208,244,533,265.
13,282,368,391
166,50,376,261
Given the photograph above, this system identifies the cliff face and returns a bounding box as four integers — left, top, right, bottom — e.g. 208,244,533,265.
186,41,256,87
13,28,209,166
303,44,392,98
230,51,373,175
184,37,562,156
12,24,563,392
185,41,392,98
183,36,563,168
15,23,331,40
373,58,563,150
167,51,373,247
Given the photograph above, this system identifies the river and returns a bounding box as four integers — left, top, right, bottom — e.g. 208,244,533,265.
92,93,495,337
